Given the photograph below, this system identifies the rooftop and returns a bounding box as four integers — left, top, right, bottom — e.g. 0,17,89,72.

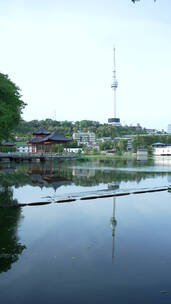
152,142,166,146
1,141,15,146
28,131,72,144
33,128,50,136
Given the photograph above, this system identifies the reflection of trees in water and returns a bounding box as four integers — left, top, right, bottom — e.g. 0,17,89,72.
72,170,167,187
0,186,26,273
98,158,154,168
0,160,168,273
0,161,169,189
0,184,18,206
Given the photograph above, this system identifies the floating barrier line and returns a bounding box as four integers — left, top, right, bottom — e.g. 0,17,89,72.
57,198,76,203
0,201,51,208
0,187,168,208
133,188,167,194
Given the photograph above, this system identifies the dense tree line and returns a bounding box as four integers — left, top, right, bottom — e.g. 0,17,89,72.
99,139,128,153
0,73,26,143
15,119,147,141
132,135,171,152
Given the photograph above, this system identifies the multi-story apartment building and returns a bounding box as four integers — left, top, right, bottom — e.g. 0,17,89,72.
73,131,96,146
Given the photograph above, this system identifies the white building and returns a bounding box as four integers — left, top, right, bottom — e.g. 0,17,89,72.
145,128,157,134
168,124,171,134
73,131,96,146
152,143,171,156
64,148,82,153
16,144,35,153
137,148,148,156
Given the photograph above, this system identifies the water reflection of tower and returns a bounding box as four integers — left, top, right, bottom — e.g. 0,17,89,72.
110,197,117,264
108,182,119,264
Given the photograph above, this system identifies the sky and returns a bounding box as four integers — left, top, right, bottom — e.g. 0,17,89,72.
0,0,171,130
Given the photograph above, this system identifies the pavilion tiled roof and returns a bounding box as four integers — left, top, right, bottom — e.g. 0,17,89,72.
43,131,71,143
1,141,15,146
28,131,72,144
27,138,43,144
33,128,50,136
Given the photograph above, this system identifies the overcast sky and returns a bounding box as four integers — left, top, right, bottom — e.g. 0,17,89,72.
0,0,171,130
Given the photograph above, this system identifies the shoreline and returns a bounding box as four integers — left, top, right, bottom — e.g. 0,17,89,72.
83,153,137,160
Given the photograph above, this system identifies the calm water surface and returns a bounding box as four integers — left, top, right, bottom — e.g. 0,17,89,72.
0,158,171,303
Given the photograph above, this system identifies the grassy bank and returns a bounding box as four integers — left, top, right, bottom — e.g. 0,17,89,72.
83,153,137,160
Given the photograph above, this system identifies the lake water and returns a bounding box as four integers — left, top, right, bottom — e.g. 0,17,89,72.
0,158,171,303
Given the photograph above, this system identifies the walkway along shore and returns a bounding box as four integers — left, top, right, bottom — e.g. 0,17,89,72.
0,152,78,162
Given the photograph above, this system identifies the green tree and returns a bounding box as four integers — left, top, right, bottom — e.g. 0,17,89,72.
99,140,113,151
118,139,128,153
0,73,26,142
92,147,98,154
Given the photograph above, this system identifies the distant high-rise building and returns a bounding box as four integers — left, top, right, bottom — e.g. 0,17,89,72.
168,124,171,134
108,48,121,126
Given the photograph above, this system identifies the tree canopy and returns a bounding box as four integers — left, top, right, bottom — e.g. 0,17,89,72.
15,119,147,141
0,73,26,142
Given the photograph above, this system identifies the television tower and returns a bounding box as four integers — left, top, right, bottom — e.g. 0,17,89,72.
108,48,121,126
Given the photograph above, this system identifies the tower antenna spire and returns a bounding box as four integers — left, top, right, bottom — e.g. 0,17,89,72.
113,47,116,80
108,47,121,126
112,47,118,118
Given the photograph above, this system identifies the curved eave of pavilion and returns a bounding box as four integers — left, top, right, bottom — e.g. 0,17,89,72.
27,138,43,145
1,141,15,146
42,138,72,145
27,138,72,145
32,128,50,136
42,131,72,143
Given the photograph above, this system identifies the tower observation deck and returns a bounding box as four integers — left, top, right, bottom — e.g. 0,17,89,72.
108,48,121,126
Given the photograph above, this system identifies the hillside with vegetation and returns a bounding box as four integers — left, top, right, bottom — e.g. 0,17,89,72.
132,134,171,152
15,119,147,141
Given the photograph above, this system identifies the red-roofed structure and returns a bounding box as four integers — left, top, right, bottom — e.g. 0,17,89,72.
27,129,72,155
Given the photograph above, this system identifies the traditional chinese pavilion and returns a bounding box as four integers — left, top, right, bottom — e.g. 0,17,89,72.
27,128,72,155
33,128,50,138
0,141,16,152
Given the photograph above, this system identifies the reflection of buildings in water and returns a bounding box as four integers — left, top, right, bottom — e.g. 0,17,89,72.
72,169,96,178
110,197,117,264
108,182,120,190
127,159,133,167
27,163,71,191
27,161,62,176
135,176,142,184
137,155,148,162
0,163,16,174
168,174,171,184
154,156,171,166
